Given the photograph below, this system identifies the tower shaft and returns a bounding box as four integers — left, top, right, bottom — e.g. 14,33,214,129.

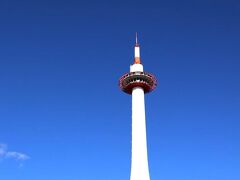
131,87,150,180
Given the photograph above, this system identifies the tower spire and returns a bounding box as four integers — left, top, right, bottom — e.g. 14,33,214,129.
134,32,141,64
135,32,138,45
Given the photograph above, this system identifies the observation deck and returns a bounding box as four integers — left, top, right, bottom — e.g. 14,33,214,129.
119,71,157,94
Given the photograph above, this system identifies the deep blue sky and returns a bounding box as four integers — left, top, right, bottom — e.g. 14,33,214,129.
0,0,240,179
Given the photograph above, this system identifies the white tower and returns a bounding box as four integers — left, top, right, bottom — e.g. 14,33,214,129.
119,34,157,180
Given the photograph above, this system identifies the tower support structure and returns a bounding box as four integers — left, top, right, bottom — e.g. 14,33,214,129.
119,34,157,180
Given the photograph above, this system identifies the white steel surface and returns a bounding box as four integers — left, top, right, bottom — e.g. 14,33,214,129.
130,64,143,72
135,46,140,58
130,87,150,180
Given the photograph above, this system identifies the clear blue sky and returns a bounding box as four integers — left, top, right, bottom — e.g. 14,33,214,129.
0,0,239,179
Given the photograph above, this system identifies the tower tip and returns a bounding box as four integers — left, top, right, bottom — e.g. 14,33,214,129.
135,32,139,46
134,32,140,64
